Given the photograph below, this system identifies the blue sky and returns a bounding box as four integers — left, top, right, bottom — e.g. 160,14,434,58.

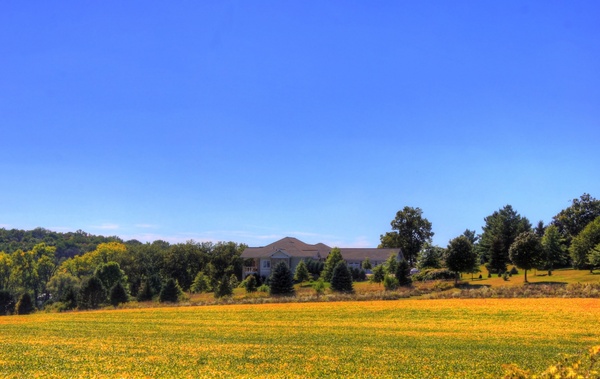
1,1,599,248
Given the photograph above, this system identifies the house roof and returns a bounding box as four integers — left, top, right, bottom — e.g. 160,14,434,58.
338,248,402,262
240,237,331,259
240,237,403,262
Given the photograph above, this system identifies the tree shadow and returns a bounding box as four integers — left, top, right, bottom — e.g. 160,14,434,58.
526,281,568,286
456,282,491,289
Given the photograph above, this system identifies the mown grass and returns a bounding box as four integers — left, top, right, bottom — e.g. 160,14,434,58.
1,298,599,378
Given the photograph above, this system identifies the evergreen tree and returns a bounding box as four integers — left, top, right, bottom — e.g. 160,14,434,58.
541,225,567,275
109,282,129,306
294,260,310,283
190,272,211,294
321,248,344,282
330,261,353,293
214,275,233,298
16,292,34,315
78,276,107,309
136,279,154,302
384,253,398,276
361,258,372,271
371,265,385,284
269,262,295,296
159,278,183,303
395,258,412,286
229,274,239,289
243,274,257,293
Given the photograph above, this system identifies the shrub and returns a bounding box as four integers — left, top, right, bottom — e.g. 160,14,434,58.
78,276,107,310
258,284,270,293
331,261,354,293
159,278,183,303
509,266,519,275
16,293,34,315
312,278,326,297
229,274,239,289
269,262,295,296
383,275,399,291
110,282,129,306
412,268,455,281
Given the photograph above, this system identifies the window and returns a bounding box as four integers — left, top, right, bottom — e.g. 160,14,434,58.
262,260,271,269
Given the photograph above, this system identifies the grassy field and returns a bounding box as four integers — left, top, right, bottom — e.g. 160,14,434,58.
1,298,599,378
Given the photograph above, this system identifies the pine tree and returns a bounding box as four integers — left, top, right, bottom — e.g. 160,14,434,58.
136,280,154,302
371,265,385,284
110,282,129,306
395,258,412,286
294,260,310,283
330,261,353,293
159,278,183,303
269,262,295,296
243,274,257,293
214,275,233,298
78,276,107,310
190,272,211,294
322,248,344,282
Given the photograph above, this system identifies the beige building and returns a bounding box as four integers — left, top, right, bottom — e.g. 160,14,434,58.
241,237,403,278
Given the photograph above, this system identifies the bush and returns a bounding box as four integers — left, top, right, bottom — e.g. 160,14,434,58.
330,261,353,293
16,293,34,315
229,274,239,289
0,290,15,316
258,284,270,293
159,278,183,303
78,276,107,310
312,278,326,297
509,266,519,275
110,282,129,306
269,262,295,296
412,268,456,281
383,275,399,291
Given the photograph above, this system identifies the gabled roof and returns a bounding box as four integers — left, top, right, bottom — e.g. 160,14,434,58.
338,248,402,262
241,237,331,259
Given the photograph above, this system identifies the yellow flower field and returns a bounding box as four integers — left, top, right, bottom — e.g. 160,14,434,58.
1,299,599,378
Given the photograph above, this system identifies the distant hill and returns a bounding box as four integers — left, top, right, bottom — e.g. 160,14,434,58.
0,227,123,260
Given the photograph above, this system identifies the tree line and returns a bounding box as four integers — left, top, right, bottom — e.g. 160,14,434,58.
379,193,600,282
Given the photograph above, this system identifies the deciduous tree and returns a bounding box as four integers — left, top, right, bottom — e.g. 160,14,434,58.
379,206,434,265
446,236,477,284
509,232,543,283
569,216,600,271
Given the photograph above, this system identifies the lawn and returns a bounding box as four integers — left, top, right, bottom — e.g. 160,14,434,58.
1,298,599,378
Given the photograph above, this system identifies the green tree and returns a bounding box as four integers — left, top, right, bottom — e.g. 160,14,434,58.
78,276,107,309
569,216,600,271
384,253,398,276
379,206,434,265
541,224,567,275
109,282,129,306
478,205,531,273
243,274,258,293
588,243,600,272
509,231,544,283
321,248,344,282
552,193,600,246
330,261,353,293
94,262,127,293
312,278,326,298
293,260,310,283
361,257,372,271
446,236,477,284
46,272,80,303
395,258,412,286
159,278,183,303
0,290,15,315
214,275,233,298
16,292,34,315
136,279,154,302
269,262,295,296
9,249,39,304
371,265,385,284
190,272,211,293
416,243,443,269
0,252,13,291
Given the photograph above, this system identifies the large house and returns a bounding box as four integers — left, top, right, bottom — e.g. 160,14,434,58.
241,237,403,278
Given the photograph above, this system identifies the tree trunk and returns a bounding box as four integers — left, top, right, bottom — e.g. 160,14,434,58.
524,269,528,283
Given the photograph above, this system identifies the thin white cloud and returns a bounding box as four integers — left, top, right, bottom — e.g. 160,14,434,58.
134,223,159,229
91,223,120,230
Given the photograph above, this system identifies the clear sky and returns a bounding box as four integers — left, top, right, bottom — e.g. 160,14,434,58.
1,1,599,248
